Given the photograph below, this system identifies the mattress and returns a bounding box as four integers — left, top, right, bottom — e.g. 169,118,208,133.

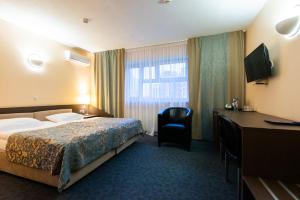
0,118,90,152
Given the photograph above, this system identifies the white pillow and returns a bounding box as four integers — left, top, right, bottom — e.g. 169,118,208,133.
0,118,43,139
46,112,84,123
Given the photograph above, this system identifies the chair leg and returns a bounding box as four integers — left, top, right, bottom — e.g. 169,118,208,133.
186,141,191,151
186,145,190,152
225,152,229,182
237,167,241,200
220,143,224,162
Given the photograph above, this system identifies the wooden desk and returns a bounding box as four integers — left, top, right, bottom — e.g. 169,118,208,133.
213,109,300,199
242,176,300,200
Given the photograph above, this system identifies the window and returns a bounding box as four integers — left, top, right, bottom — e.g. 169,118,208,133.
144,66,155,80
128,61,188,102
125,42,188,135
129,68,139,97
159,62,187,78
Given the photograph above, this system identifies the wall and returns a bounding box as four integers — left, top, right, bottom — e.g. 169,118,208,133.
0,19,92,108
246,0,300,120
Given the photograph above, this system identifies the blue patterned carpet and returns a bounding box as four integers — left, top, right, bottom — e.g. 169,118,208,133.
0,136,236,200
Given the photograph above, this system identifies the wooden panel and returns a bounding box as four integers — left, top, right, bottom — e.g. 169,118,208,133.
0,105,113,118
242,128,300,183
243,176,300,200
215,109,300,131
215,109,300,199
263,179,295,200
0,113,34,119
243,176,273,200
284,183,300,199
214,109,300,184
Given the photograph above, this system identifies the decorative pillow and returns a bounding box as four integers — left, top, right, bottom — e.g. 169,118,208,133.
46,112,84,123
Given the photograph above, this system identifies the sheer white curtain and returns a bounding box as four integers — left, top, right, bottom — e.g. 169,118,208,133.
125,42,188,136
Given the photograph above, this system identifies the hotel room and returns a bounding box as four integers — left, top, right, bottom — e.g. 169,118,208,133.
0,0,299,199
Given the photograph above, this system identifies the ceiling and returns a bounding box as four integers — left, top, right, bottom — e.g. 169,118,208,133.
0,0,267,52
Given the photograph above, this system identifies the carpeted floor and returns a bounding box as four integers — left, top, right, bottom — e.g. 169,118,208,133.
0,136,237,200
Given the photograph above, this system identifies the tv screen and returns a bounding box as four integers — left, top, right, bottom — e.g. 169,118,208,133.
244,43,272,83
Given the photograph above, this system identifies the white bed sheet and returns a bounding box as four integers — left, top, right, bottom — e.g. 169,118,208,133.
0,121,62,151
0,117,99,151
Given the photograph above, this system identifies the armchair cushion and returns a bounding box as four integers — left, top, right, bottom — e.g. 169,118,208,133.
162,123,186,130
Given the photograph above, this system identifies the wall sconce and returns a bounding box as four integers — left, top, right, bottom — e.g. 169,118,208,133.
276,15,300,38
275,3,300,39
27,54,44,71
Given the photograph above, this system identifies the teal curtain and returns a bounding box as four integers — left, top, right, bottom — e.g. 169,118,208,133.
188,31,245,140
200,33,229,140
94,49,125,118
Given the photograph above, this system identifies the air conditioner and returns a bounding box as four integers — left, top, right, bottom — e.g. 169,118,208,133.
64,50,90,66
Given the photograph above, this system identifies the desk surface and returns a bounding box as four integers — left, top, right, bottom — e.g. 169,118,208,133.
214,109,300,132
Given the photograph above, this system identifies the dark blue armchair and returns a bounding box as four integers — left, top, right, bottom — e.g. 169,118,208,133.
158,107,193,151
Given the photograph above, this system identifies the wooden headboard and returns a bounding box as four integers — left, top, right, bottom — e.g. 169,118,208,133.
0,104,113,117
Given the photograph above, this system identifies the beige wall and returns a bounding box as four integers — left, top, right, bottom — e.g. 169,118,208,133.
246,0,300,120
0,19,92,108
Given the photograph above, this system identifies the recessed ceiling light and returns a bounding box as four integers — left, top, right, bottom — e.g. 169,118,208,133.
158,0,172,4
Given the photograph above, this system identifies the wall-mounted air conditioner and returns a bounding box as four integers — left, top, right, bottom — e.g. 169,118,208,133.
64,50,90,66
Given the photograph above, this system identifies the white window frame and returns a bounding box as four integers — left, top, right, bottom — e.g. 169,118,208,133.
128,59,188,103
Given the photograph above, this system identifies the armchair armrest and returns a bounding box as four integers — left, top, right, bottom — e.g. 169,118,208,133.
183,109,193,135
158,108,168,116
158,109,169,132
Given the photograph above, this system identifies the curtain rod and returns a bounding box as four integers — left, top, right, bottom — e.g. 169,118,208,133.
126,39,187,51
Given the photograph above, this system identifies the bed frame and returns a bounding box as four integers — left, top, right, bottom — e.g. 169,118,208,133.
0,105,142,191
0,135,140,190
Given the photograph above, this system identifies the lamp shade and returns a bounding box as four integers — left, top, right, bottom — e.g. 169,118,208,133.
275,15,300,38
78,94,90,104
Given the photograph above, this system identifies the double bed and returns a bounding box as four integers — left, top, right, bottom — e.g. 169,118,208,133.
0,105,144,192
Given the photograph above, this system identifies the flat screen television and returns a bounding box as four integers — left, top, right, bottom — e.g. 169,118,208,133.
244,43,272,83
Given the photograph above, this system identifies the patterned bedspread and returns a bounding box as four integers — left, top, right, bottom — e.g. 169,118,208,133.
5,117,143,191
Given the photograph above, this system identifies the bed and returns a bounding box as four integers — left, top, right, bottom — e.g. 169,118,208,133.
0,106,144,192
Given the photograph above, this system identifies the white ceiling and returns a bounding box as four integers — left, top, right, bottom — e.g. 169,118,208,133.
0,0,267,52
